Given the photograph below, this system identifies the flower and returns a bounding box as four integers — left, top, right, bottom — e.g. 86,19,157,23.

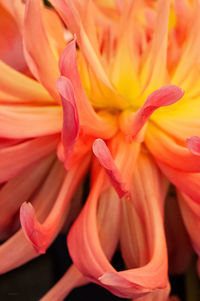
0,0,200,300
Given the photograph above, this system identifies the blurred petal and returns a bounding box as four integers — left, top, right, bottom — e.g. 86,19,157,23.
24,0,60,102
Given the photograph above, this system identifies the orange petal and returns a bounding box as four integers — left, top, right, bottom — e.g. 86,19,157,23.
0,159,65,273
0,60,53,104
56,76,80,168
0,135,59,182
23,0,60,102
58,39,117,138
67,153,168,299
146,124,200,172
0,154,54,234
0,105,62,138
20,156,90,254
93,138,129,198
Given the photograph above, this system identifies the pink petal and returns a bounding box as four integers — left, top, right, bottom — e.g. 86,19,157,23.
0,135,59,182
20,156,90,254
131,85,184,138
58,39,117,138
186,136,200,156
67,152,168,299
56,76,79,169
93,138,129,198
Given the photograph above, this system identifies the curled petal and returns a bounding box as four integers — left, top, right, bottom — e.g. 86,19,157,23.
120,85,184,140
20,156,90,254
58,39,117,138
56,76,79,168
68,153,168,299
186,136,200,156
93,138,128,198
0,159,65,273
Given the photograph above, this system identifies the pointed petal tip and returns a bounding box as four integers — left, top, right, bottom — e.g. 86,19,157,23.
93,139,129,198
186,136,200,156
20,202,47,254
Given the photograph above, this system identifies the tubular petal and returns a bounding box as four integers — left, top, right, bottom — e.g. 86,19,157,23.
67,154,168,299
145,124,200,172
20,156,90,254
0,105,62,138
58,39,117,138
0,135,59,182
56,76,79,168
186,136,200,156
140,0,170,93
0,159,66,273
24,0,60,102
0,3,26,71
123,85,184,139
158,162,200,204
0,154,54,235
0,60,53,104
93,138,128,198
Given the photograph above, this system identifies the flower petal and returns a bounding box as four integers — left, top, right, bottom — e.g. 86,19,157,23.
0,105,62,138
23,0,60,102
145,124,200,172
20,156,90,254
56,76,80,168
0,60,53,104
0,154,54,236
67,153,168,299
186,136,200,156
58,39,117,138
0,159,65,273
93,138,129,198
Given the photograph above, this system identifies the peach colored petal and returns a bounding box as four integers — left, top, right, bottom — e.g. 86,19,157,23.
146,124,200,172
0,105,62,138
93,138,129,198
56,76,79,168
20,156,90,254
0,60,53,104
0,154,54,234
158,162,200,204
0,135,59,182
67,152,168,299
0,4,26,71
58,39,118,138
0,159,66,273
23,0,60,102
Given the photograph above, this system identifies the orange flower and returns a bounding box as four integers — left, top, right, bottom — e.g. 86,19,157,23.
0,0,200,300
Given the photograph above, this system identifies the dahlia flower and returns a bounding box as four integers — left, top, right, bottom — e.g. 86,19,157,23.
0,0,200,300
